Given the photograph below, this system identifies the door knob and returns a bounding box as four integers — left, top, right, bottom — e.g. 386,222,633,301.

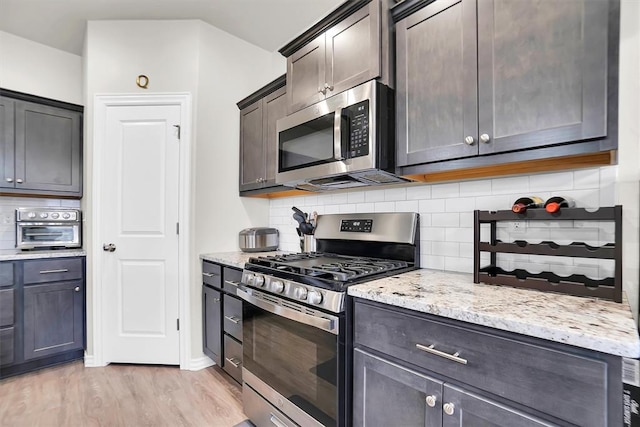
16,178,23,183
103,243,116,252
426,395,437,407
464,136,475,145
443,402,455,415
480,133,491,143
74,286,81,292
5,178,13,183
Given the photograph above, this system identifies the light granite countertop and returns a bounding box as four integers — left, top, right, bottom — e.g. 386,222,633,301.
0,249,86,261
348,269,640,358
200,251,289,269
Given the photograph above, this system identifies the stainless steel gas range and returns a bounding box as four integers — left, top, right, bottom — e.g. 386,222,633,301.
238,212,420,427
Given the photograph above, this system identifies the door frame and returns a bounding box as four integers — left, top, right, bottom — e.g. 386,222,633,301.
90,93,192,369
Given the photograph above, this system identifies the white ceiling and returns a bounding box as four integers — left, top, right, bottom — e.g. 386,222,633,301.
0,0,345,56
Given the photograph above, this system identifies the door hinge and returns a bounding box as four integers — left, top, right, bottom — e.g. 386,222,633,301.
173,124,181,140
176,222,179,235
177,318,180,331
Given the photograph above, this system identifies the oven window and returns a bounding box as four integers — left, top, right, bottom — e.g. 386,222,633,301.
244,305,338,427
279,112,335,172
19,226,76,244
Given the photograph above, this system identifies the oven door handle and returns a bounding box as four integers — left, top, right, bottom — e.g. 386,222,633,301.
237,289,338,335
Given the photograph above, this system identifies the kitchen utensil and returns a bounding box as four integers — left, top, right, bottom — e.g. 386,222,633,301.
238,227,279,252
303,234,316,252
300,222,314,235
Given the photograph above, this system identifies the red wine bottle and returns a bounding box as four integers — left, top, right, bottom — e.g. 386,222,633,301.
511,196,544,213
544,196,575,213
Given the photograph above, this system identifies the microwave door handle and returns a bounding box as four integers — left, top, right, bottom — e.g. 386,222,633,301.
237,288,338,335
333,110,345,161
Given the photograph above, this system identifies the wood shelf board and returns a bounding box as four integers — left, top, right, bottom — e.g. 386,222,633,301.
477,206,620,221
478,242,616,259
403,151,615,184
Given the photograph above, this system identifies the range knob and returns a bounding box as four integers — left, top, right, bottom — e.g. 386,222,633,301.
62,213,71,219
27,212,36,219
272,280,284,293
39,212,48,219
307,290,323,305
51,213,60,219
294,287,308,300
254,275,265,287
245,273,255,285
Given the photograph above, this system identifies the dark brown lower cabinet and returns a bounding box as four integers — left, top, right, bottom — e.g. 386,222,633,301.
352,298,622,427
203,285,222,366
23,280,84,360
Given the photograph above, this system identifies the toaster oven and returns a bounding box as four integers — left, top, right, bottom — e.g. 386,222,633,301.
15,208,82,250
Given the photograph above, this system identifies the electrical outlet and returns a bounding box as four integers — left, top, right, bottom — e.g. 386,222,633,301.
509,221,526,233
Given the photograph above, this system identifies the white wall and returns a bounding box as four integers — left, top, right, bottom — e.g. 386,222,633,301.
84,19,284,362
0,31,83,104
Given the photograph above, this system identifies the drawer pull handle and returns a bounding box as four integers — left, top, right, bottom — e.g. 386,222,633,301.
39,269,69,274
225,357,242,368
202,272,217,277
224,280,240,287
224,315,240,324
416,343,468,365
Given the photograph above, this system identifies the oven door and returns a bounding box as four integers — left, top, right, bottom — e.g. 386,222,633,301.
16,223,81,249
239,287,342,427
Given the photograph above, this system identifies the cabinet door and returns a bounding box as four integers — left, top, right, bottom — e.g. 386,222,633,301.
442,384,554,427
325,2,380,97
396,0,478,166
14,100,81,194
477,0,609,154
0,96,15,189
0,327,15,366
353,348,442,427
287,35,326,113
262,86,287,186
23,280,84,360
239,99,265,192
203,285,222,366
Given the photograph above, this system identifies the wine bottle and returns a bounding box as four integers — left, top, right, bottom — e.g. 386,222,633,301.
511,196,544,213
544,196,575,213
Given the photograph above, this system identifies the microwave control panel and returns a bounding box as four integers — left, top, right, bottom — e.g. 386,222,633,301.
343,100,370,158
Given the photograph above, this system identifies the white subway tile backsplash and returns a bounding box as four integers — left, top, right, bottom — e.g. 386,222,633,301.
459,179,492,197
267,167,617,281
395,200,419,212
431,182,460,199
407,184,431,200
529,171,574,192
432,213,460,227
491,176,529,195
419,199,445,213
385,187,407,201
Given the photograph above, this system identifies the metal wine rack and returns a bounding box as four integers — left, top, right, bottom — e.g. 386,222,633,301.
473,206,622,302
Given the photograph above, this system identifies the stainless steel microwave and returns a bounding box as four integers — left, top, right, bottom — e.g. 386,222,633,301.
275,80,409,191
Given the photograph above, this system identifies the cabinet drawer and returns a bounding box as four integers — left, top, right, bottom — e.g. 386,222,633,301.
0,262,14,288
23,258,83,284
223,267,243,294
354,301,611,427
223,334,243,383
223,294,242,341
202,262,222,289
0,327,14,365
0,289,14,327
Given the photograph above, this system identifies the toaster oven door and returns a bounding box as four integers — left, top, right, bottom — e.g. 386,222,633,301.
16,223,81,249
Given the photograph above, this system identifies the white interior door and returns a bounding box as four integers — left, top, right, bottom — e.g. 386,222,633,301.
102,103,181,364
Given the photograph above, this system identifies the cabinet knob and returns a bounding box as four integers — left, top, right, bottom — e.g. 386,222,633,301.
464,136,475,146
318,86,327,95
426,395,437,407
5,178,13,183
324,83,334,92
480,133,491,143
443,402,455,416
74,286,80,292
16,178,23,184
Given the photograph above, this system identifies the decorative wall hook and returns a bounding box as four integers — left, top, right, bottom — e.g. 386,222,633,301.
136,75,149,89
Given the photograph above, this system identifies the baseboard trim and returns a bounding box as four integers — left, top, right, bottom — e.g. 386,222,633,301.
189,356,215,371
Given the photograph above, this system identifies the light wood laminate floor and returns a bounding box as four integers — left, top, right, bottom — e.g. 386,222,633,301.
0,361,247,427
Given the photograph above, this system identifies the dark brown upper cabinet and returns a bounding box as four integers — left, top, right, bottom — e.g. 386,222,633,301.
0,90,83,197
281,0,392,114
395,0,618,171
238,76,288,194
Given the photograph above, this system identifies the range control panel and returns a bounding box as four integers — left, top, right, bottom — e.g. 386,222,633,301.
340,219,373,233
343,100,369,158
